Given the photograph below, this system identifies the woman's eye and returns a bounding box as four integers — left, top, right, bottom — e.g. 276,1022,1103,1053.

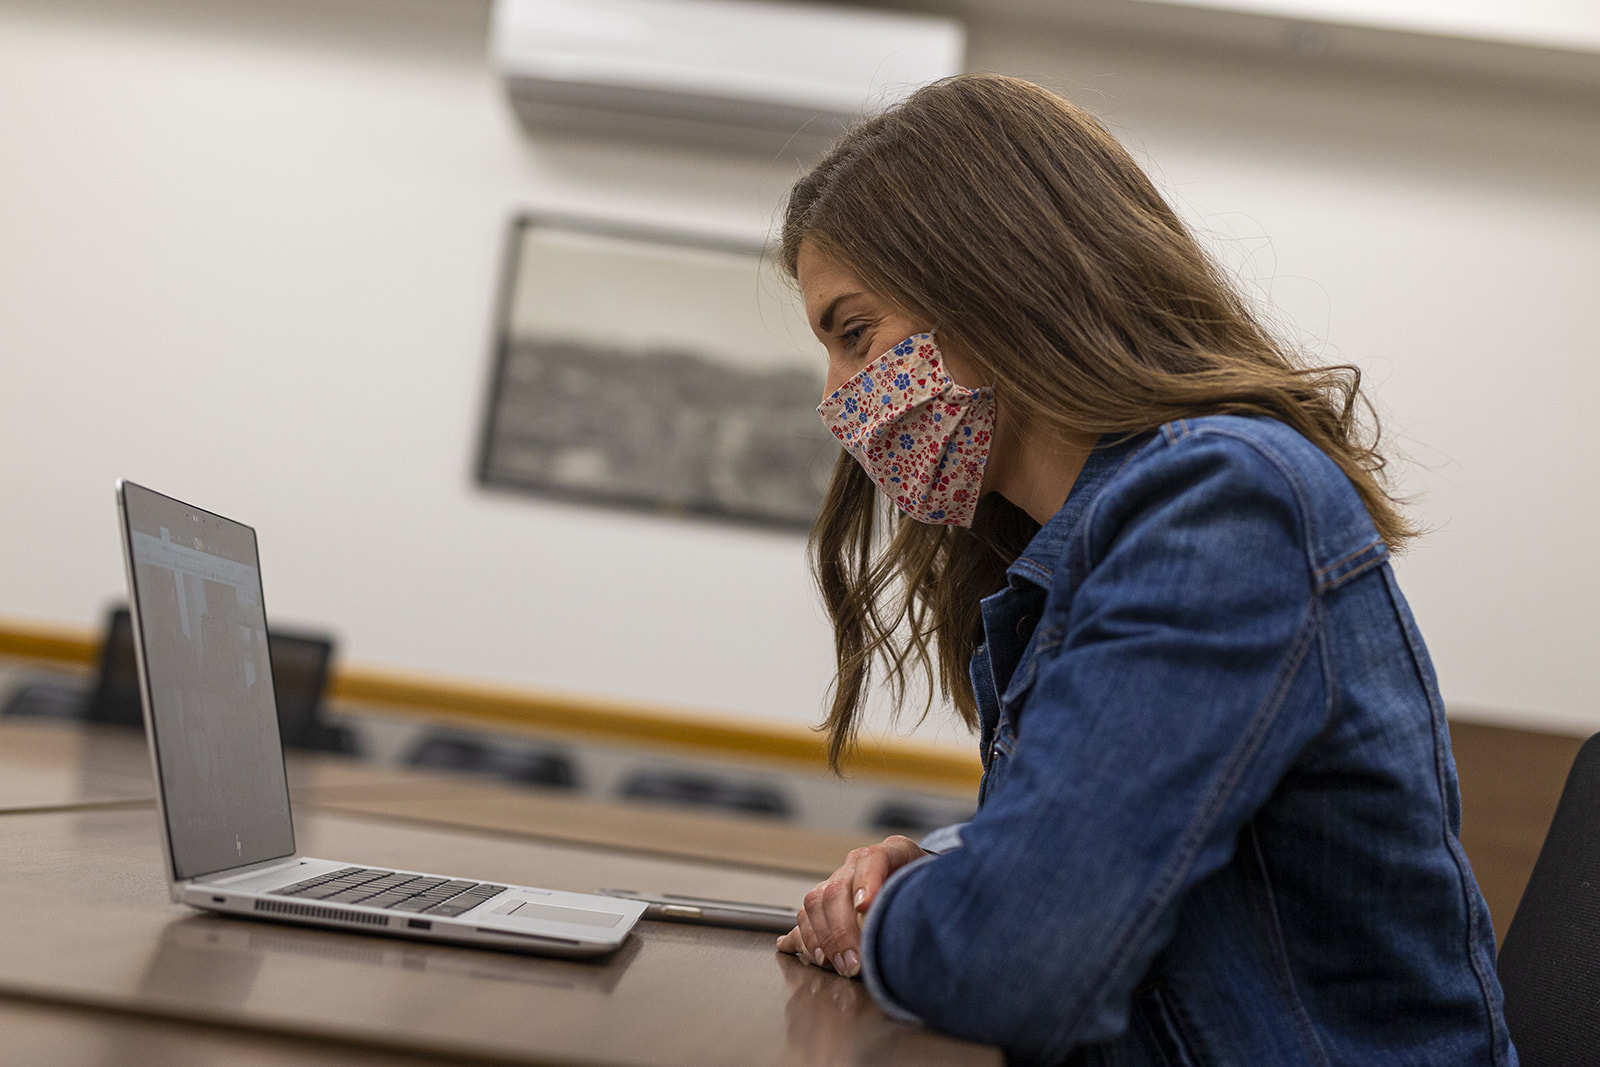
839,325,866,351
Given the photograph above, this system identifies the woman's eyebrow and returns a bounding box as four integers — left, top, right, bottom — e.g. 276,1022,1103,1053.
817,292,865,333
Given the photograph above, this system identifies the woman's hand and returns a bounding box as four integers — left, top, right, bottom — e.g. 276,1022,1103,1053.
775,835,926,978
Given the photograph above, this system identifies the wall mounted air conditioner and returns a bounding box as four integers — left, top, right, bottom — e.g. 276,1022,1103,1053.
491,0,966,156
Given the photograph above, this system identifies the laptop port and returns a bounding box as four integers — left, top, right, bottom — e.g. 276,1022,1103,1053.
407,919,432,930
212,896,226,903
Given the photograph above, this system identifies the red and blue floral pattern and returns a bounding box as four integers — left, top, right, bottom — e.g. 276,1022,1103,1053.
817,333,995,527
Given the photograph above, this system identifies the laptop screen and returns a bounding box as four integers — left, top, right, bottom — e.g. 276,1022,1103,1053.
119,481,295,880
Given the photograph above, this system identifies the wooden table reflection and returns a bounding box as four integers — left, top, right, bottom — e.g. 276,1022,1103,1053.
0,718,478,812
0,719,154,810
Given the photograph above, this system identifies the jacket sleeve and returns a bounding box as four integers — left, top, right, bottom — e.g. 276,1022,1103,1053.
859,434,1333,1064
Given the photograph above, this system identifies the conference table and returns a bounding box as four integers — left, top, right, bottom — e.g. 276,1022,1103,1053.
0,718,999,1066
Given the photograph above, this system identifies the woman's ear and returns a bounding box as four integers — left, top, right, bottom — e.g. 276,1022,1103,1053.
937,334,991,391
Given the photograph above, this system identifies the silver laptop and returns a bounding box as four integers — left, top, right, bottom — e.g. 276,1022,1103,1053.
115,479,645,957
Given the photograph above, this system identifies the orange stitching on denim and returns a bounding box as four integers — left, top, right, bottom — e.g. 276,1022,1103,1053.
1314,537,1385,577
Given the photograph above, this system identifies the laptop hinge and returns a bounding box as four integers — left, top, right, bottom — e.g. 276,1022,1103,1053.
192,855,306,887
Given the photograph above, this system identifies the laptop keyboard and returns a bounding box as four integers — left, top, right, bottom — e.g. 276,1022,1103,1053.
269,867,508,918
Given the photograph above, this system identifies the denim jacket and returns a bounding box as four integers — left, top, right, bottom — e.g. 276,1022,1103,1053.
859,416,1516,1066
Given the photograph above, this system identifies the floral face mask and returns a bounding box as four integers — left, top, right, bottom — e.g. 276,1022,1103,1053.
817,333,995,527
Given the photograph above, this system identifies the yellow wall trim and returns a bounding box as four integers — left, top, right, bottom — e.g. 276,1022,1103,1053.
0,618,98,665
0,617,981,791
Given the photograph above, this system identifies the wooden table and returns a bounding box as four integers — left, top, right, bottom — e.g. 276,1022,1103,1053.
0,719,873,876
0,718,155,811
0,718,480,812
0,722,998,1066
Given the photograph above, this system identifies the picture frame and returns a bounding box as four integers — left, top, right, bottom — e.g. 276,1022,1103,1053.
476,213,836,531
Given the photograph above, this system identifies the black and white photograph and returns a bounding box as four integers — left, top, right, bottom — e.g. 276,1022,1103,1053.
478,215,837,530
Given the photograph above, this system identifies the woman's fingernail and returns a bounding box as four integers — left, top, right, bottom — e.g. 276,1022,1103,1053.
832,953,848,974
813,947,826,965
854,888,866,908
843,949,860,976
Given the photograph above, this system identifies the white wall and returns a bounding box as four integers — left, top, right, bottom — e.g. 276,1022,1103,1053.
1153,0,1600,51
1,0,1596,746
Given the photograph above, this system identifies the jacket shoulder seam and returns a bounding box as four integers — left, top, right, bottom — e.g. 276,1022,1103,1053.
1077,420,1321,583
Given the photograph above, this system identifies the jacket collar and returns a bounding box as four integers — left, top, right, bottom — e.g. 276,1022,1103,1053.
1004,432,1155,590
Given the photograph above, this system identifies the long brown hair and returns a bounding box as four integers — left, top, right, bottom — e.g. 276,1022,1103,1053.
781,74,1414,770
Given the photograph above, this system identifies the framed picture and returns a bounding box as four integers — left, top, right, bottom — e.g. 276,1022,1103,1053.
476,213,836,531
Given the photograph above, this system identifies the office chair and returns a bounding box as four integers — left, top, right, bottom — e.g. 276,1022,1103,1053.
259,623,354,754
619,769,791,818
868,798,975,838
82,607,146,726
404,729,579,789
2,610,144,723
0,607,144,721
4,607,355,754
0,677,88,719
1496,731,1600,1067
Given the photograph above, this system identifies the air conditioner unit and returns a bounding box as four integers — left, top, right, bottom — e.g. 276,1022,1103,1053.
491,0,966,156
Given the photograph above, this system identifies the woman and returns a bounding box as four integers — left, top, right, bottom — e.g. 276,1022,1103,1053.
774,75,1515,1066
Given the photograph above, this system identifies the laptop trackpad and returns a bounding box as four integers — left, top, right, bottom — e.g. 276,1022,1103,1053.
491,898,624,929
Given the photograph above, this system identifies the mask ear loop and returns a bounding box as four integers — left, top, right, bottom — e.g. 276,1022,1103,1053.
930,327,995,399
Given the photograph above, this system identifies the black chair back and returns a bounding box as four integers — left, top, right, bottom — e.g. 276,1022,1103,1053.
404,730,578,789
1497,732,1600,1066
619,770,790,818
84,608,144,726
261,627,337,751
